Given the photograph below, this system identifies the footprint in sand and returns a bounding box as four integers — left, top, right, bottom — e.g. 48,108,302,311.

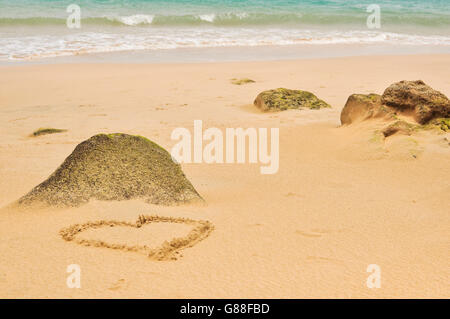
295,228,343,238
438,137,450,147
9,117,30,122
88,113,107,117
59,215,214,261
295,230,323,238
108,279,127,291
78,104,96,108
306,256,343,265
285,192,303,198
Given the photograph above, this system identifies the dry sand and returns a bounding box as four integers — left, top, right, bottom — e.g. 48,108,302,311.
0,54,449,298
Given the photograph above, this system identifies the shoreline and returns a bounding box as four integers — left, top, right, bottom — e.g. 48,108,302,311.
2,43,450,65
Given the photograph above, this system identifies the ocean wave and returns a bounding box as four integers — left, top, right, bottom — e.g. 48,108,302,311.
120,12,304,26
1,11,449,27
115,14,155,26
0,13,301,27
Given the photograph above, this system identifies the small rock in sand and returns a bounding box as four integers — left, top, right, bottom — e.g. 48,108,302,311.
254,88,331,112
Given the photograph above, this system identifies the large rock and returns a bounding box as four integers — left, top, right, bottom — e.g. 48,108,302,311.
254,88,331,112
18,133,201,207
340,94,393,125
381,80,450,124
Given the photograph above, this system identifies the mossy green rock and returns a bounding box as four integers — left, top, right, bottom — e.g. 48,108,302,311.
382,120,420,137
381,118,450,138
429,118,450,132
18,133,201,207
254,88,331,112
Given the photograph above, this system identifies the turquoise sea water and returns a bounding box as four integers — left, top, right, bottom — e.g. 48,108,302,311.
0,0,449,60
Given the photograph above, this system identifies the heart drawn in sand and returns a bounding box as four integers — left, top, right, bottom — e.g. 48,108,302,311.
59,215,214,261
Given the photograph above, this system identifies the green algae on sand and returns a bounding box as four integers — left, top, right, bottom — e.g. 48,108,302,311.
230,78,255,85
32,128,67,137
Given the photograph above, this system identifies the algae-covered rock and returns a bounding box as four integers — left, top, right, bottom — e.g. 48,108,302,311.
18,133,201,207
380,118,449,138
382,120,420,138
381,80,450,124
254,88,331,112
340,94,394,125
231,78,255,85
428,118,450,132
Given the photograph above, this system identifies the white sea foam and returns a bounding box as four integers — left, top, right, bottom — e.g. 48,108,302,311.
116,14,155,26
1,28,450,61
198,14,216,23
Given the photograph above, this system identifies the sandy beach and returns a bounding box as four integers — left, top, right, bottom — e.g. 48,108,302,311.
0,54,449,298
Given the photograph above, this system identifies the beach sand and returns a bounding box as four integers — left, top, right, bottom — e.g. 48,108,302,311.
0,54,449,298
